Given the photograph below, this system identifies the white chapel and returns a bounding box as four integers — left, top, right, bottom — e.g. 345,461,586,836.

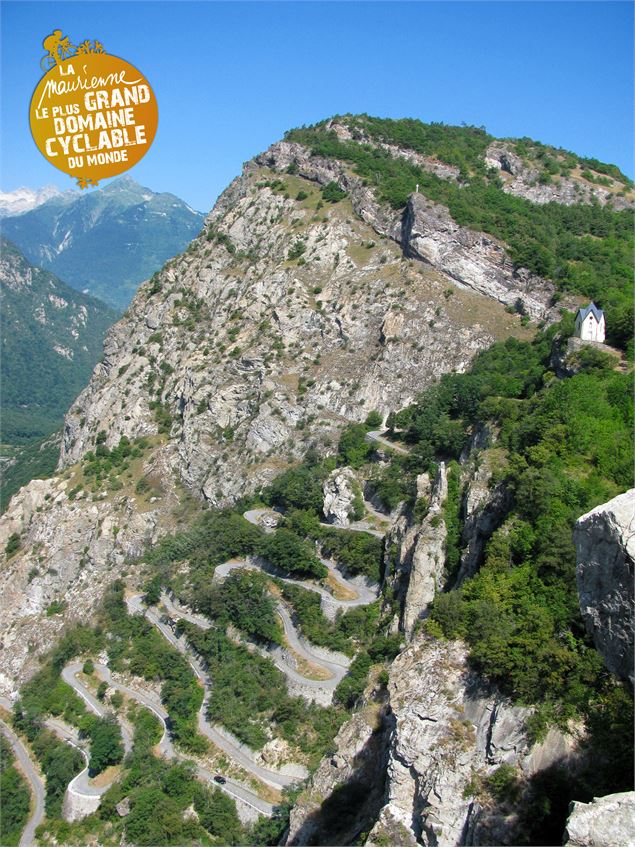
574,303,606,344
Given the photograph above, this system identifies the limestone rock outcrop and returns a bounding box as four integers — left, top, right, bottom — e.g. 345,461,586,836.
285,702,390,845
401,464,448,637
382,465,449,638
258,140,568,322
485,141,634,211
456,448,509,586
564,791,635,847
366,635,576,847
322,467,359,527
574,488,635,683
0,446,179,696
401,193,557,320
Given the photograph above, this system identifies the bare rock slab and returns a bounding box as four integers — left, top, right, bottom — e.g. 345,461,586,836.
574,489,635,684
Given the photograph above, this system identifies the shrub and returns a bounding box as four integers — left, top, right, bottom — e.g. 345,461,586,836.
266,463,326,513
262,528,327,579
337,424,371,468
5,533,21,557
0,736,30,845
319,529,383,582
287,241,306,261
334,651,372,707
197,570,283,645
486,764,521,804
88,715,124,775
364,410,383,429
321,181,347,203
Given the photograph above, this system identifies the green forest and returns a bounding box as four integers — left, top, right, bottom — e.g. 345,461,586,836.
0,733,31,846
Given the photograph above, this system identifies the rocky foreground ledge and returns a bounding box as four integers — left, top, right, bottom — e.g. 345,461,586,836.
574,488,635,685
564,791,635,847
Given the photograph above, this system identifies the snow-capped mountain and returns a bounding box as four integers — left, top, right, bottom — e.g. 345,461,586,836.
0,185,64,217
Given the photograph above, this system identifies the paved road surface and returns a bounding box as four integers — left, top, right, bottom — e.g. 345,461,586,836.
62,663,133,755
45,717,106,800
121,503,386,808
61,660,274,818
56,665,133,802
245,506,386,538
366,430,409,455
127,594,305,791
215,556,377,612
242,510,382,608
95,668,271,817
161,592,349,694
0,718,46,847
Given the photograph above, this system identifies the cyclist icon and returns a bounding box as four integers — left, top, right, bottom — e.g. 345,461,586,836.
40,30,75,71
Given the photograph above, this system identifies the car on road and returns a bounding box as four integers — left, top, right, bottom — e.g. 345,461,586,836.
214,775,227,784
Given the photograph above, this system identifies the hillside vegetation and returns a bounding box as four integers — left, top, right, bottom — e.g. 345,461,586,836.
378,322,633,816
1,239,117,446
0,733,31,846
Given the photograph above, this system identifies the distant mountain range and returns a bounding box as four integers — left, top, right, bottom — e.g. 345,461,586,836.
1,177,205,309
0,237,118,445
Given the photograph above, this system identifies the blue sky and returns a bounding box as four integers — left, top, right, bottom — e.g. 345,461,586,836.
1,1,633,211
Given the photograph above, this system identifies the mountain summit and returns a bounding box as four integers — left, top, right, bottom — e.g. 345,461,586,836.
1,177,205,309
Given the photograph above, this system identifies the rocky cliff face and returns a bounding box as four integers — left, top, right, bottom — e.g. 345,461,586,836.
383,465,448,638
574,488,635,685
366,636,576,847
286,697,391,845
58,148,531,502
257,139,569,321
455,440,509,586
322,468,359,527
0,444,181,695
288,634,578,847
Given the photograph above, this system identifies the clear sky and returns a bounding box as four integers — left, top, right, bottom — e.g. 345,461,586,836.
1,1,633,211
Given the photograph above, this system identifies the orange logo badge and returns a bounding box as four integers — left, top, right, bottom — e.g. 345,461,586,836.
30,31,158,188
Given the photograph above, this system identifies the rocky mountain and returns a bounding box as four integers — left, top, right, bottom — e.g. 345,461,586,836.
0,185,64,218
0,116,632,847
1,177,205,309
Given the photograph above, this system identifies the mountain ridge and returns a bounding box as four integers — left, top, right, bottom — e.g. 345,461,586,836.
0,238,117,443
1,177,205,309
